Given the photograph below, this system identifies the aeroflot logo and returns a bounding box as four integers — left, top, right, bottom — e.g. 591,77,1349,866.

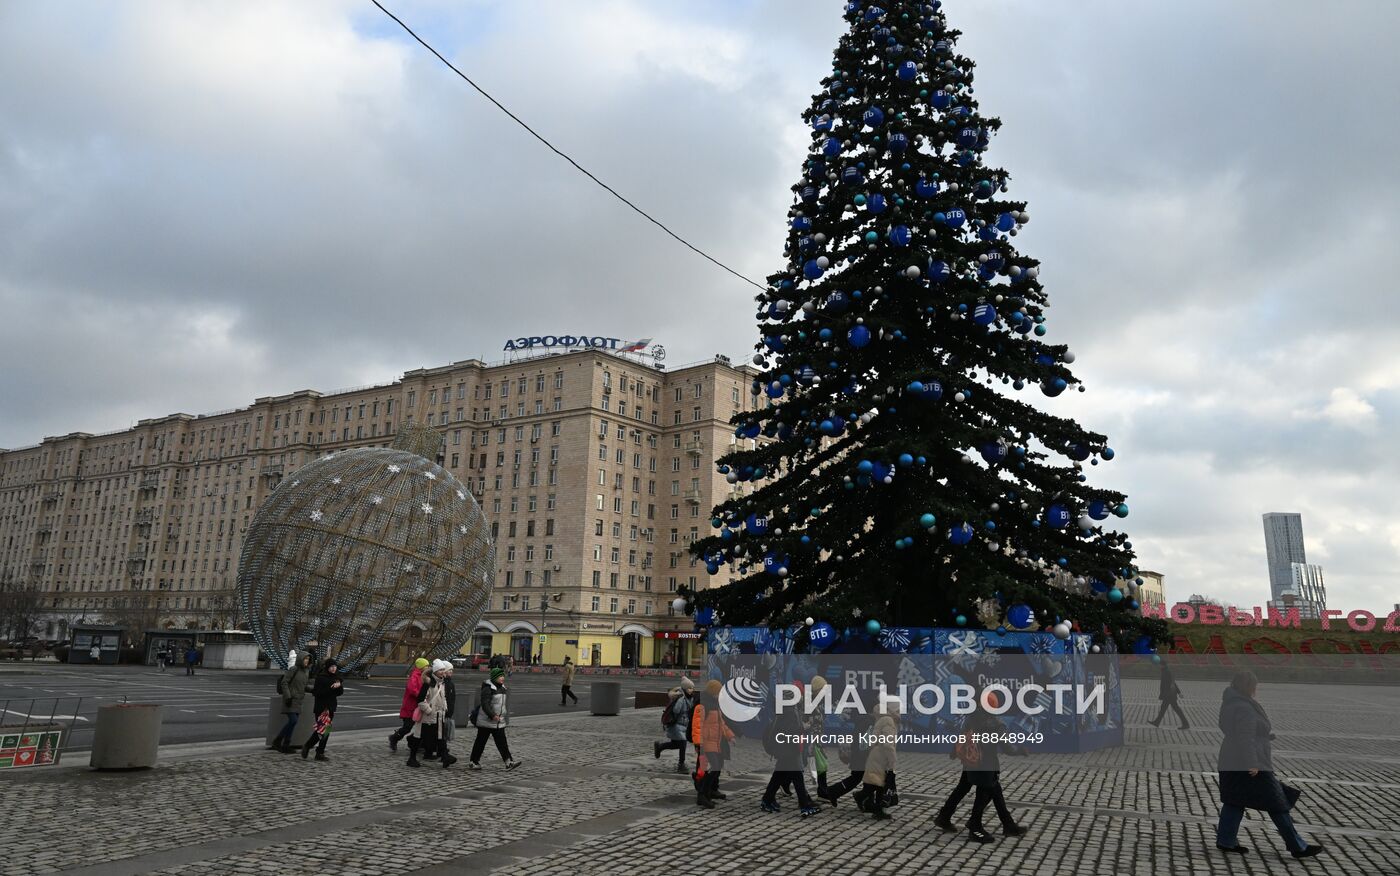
503,335,653,352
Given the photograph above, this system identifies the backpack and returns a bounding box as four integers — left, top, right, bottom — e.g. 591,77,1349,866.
661,696,678,728
954,738,982,768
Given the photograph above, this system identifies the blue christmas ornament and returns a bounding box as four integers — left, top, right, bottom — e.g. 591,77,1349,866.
818,328,833,340
919,512,936,528
792,216,812,232
745,513,770,535
888,132,909,153
948,522,974,545
863,106,885,127
1108,588,1124,603
800,184,818,202
803,259,824,280
1088,500,1110,521
897,60,917,81
841,166,864,186
1045,504,1072,528
915,178,938,197
822,137,842,158
871,461,892,482
766,381,784,399
866,619,882,635
813,114,833,132
1007,604,1034,629
931,90,952,109
888,225,911,246
898,453,914,467
763,552,789,575
955,614,967,626
918,380,943,401
972,303,996,326
867,193,887,214
927,260,951,283
1101,447,1116,461
695,606,716,626
979,442,1008,464
809,622,836,649
1114,503,1130,518
958,127,980,148
1041,377,1068,397
848,325,872,348
1066,443,1091,462
943,208,966,228
825,291,850,313
857,460,874,474
996,212,1016,232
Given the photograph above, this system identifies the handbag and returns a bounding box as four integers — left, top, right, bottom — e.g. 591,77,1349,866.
1282,782,1302,809
813,745,829,775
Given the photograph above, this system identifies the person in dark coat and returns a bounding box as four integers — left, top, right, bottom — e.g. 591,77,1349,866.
820,701,876,806
436,662,458,768
184,645,199,676
1216,671,1321,858
1148,660,1189,729
936,691,1026,843
270,652,313,754
300,657,344,761
758,682,821,817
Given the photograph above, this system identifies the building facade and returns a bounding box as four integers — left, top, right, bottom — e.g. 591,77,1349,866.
1135,570,1166,610
1272,562,1326,620
1262,512,1306,605
0,349,758,667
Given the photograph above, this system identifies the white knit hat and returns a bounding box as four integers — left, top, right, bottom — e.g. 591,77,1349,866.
431,659,452,673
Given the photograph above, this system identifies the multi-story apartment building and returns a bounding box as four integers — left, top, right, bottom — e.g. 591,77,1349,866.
0,348,758,667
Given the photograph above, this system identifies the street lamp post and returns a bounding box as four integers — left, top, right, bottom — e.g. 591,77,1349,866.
538,592,565,664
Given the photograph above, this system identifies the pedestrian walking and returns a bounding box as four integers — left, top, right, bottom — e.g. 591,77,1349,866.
184,645,198,676
852,700,901,820
408,660,450,768
1215,671,1321,859
88,641,101,662
759,681,821,817
300,657,344,761
1148,660,1189,730
436,661,458,768
468,667,520,770
388,658,430,752
270,651,313,754
559,656,579,706
935,691,1026,842
690,679,735,809
653,676,694,772
820,698,876,807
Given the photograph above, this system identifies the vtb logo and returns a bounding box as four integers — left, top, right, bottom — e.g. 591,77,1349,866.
718,677,766,723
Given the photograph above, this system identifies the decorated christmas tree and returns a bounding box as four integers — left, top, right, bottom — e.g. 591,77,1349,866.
687,0,1167,651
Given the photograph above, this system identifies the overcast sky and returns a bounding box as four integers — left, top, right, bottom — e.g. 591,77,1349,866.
2,1,1397,613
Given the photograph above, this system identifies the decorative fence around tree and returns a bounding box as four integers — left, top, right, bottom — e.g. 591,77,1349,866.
706,625,1122,754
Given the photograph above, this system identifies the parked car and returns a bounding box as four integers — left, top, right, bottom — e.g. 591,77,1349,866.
451,653,491,670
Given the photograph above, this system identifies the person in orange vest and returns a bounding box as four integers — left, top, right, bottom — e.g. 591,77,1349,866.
689,679,736,809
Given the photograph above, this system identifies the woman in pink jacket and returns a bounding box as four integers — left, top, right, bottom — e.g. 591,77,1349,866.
388,657,430,752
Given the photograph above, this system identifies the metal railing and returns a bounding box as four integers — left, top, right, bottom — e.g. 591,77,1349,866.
0,696,90,767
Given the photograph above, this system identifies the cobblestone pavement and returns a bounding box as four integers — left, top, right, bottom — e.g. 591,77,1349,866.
0,679,1396,875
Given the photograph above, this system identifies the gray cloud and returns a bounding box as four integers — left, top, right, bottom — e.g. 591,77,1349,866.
2,0,1396,613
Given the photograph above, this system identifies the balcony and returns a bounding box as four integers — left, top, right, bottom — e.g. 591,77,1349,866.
685,439,704,455
683,488,703,505
43,492,60,504
140,474,160,490
261,464,283,476
136,509,154,524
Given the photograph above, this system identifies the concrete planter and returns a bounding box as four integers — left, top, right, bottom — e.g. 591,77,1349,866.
90,704,162,769
589,681,622,716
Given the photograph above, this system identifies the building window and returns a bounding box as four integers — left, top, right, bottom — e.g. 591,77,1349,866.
592,571,601,588
591,596,601,611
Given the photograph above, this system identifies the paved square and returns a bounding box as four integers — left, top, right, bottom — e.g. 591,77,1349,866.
0,678,1396,874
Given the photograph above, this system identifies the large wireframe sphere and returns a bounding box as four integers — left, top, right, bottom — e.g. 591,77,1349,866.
238,434,493,671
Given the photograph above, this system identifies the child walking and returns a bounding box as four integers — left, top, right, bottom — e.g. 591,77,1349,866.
300,657,344,761
936,691,1026,842
690,679,735,808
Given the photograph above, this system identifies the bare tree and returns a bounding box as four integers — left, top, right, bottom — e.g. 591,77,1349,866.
102,592,166,642
0,574,45,642
204,588,242,630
